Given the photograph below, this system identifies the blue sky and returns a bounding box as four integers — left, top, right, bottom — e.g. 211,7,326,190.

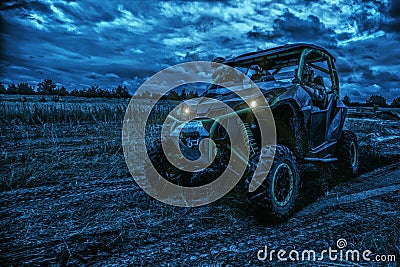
1,0,399,101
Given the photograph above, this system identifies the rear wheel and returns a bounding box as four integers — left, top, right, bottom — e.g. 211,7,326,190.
246,144,301,223
334,130,358,180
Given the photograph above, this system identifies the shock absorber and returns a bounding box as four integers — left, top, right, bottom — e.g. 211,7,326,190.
239,122,259,159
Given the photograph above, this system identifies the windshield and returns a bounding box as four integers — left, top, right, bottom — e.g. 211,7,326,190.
242,65,298,83
205,64,298,95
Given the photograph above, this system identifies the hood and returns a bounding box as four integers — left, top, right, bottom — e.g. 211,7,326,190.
194,83,293,113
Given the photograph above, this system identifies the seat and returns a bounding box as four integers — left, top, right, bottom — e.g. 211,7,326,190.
313,76,325,87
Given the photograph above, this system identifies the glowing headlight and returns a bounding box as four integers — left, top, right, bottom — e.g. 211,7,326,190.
183,107,190,114
180,104,193,116
250,100,257,108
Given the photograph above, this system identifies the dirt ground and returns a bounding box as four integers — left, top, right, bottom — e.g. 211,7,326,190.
0,111,399,266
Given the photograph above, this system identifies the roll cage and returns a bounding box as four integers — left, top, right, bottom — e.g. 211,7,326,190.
224,43,339,97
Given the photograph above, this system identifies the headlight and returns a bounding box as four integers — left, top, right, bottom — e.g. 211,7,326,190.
235,98,266,111
183,106,191,114
179,104,195,119
250,100,258,108
181,104,191,114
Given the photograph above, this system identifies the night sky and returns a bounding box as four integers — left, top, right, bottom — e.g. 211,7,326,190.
1,0,399,101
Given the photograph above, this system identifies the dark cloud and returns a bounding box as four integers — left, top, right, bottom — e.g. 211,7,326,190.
383,0,400,33
348,0,388,36
359,68,400,84
0,0,399,101
389,0,400,18
247,11,336,46
1,1,51,15
336,33,400,102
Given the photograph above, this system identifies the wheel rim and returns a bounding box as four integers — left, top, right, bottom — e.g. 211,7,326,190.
271,163,294,207
350,142,357,168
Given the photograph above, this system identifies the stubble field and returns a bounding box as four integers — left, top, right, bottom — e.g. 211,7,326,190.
1,95,399,266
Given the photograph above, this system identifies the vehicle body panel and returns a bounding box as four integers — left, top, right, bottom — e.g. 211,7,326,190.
166,43,348,167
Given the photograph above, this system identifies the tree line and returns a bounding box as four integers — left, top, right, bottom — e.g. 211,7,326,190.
343,95,400,108
0,79,199,101
133,88,199,101
1,79,398,106
0,79,131,99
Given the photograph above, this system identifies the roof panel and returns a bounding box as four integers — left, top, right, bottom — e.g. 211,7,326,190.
224,43,335,66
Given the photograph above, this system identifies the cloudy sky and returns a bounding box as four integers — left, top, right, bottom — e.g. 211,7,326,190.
1,0,399,101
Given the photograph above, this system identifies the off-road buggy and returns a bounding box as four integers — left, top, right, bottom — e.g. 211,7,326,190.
146,43,358,222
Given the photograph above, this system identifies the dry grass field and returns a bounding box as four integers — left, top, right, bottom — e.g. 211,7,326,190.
0,95,399,265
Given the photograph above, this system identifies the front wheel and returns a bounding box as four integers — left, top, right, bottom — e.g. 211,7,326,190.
246,144,301,223
145,139,224,187
144,139,186,184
